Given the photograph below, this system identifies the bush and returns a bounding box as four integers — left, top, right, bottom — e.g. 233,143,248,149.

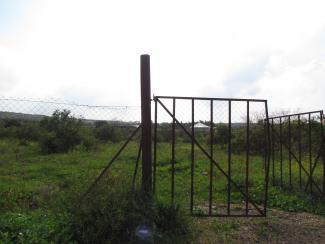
0,119,19,139
211,122,266,154
154,202,191,236
94,120,108,128
39,110,82,154
155,123,192,143
68,183,192,243
2,118,21,128
0,119,41,144
16,122,41,142
213,124,229,147
0,211,67,244
0,126,16,139
95,124,122,143
79,126,99,151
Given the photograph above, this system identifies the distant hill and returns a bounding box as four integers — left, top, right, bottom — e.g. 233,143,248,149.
0,111,46,121
0,111,140,127
0,111,256,128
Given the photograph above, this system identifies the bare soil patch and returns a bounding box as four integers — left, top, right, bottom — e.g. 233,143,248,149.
193,209,325,243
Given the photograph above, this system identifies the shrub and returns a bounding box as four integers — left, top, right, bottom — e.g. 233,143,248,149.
0,119,19,139
94,120,108,128
68,182,192,243
95,124,122,143
79,126,99,151
154,202,191,236
0,126,16,139
16,122,41,142
2,118,21,128
39,110,82,154
0,211,67,244
213,124,229,147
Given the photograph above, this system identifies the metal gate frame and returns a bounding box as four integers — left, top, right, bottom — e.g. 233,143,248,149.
153,95,271,217
268,111,325,197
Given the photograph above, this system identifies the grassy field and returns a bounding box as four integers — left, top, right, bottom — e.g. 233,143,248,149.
0,138,324,243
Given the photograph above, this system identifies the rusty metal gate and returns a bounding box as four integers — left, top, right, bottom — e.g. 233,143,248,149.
152,96,271,217
268,111,325,197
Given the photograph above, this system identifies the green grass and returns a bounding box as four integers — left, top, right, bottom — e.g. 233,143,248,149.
0,138,324,242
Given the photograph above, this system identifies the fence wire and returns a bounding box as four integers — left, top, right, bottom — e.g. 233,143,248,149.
0,97,141,123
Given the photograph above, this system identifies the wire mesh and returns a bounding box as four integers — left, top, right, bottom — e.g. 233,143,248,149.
0,97,141,123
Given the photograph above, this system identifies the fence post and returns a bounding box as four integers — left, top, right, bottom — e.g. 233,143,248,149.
140,54,152,193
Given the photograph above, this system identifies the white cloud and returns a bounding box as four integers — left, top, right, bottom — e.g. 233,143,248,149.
241,28,325,113
0,0,325,115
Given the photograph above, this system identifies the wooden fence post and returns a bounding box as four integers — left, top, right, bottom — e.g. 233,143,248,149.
140,54,152,193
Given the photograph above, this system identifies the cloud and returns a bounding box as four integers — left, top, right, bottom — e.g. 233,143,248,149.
221,54,270,97
0,66,17,91
1,0,325,114
230,28,325,113
0,0,26,32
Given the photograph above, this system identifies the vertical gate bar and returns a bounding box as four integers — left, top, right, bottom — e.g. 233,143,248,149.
227,100,232,215
272,119,275,185
190,99,195,214
298,115,302,189
264,100,271,216
209,100,213,216
263,122,267,169
171,98,176,202
153,98,158,194
280,117,283,187
308,113,312,194
245,101,250,216
288,116,292,188
320,111,325,195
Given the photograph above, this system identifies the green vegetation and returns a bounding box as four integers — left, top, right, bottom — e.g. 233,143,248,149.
0,110,324,242
70,186,192,243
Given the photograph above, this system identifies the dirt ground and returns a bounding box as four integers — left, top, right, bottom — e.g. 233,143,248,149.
194,209,325,244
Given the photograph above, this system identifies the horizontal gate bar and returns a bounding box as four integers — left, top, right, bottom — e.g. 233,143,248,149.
154,95,266,102
193,213,266,218
267,110,323,120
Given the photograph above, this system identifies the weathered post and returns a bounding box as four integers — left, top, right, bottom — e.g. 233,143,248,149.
140,54,152,193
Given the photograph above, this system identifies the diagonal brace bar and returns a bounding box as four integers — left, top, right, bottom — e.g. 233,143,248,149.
82,125,142,199
304,149,321,192
272,129,323,194
132,141,142,190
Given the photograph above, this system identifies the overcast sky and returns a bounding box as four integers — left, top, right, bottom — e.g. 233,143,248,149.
1,0,325,114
